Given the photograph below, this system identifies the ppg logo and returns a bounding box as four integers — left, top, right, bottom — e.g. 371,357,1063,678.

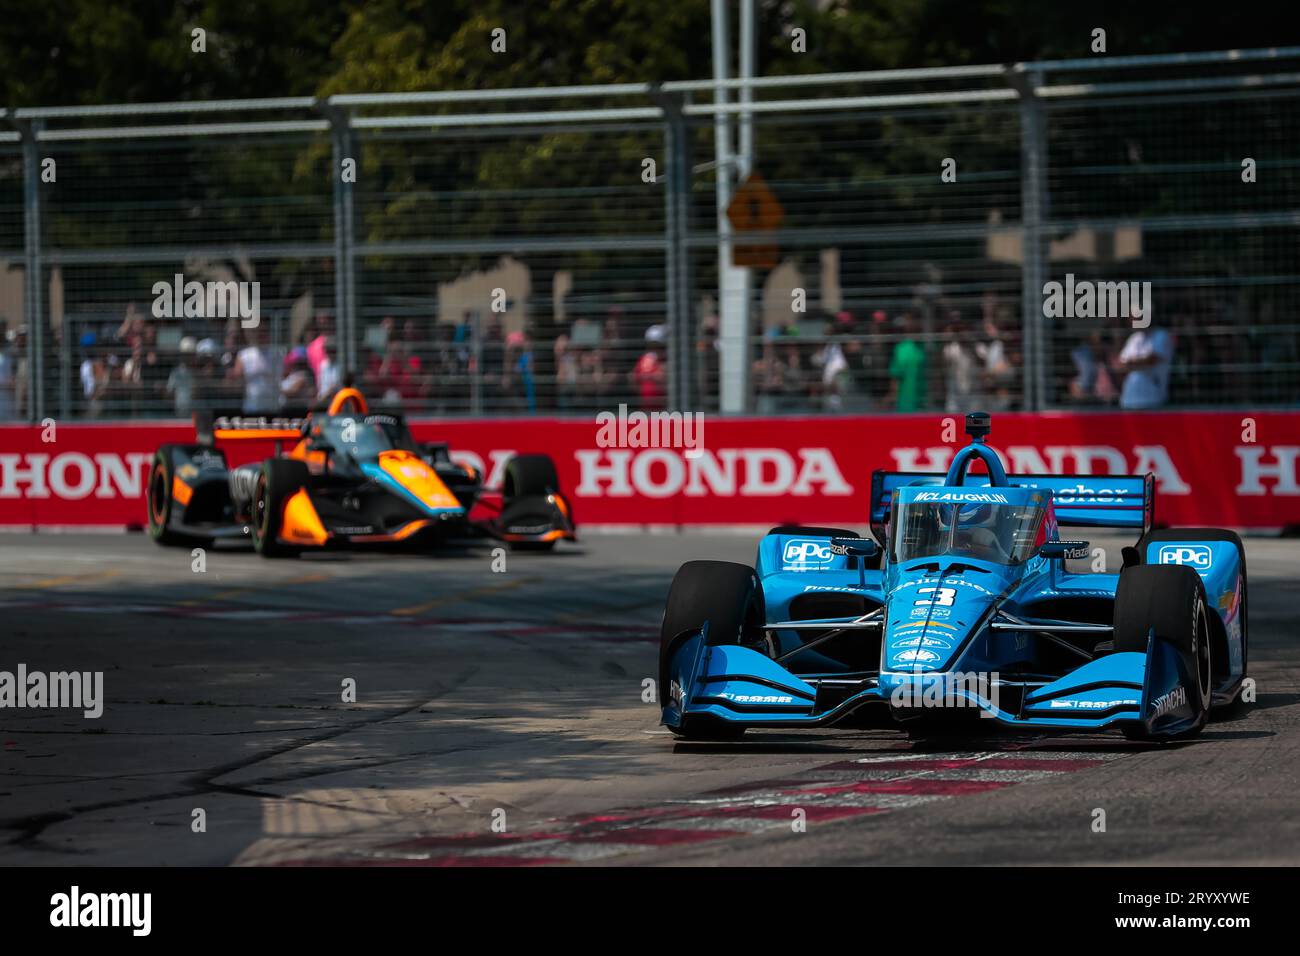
1158,544,1212,570
783,539,832,567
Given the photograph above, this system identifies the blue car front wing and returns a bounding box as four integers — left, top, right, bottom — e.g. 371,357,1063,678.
663,624,1200,740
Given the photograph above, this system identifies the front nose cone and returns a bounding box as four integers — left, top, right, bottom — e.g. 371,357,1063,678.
882,616,962,671
881,588,997,673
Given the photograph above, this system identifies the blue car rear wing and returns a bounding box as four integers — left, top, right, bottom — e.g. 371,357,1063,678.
868,470,1154,541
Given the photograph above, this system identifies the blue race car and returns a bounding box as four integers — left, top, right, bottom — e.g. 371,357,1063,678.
660,413,1247,742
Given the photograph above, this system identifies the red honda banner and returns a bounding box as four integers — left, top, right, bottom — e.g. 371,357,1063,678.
1,412,1297,530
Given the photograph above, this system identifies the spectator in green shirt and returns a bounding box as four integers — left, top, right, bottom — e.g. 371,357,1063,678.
888,312,927,411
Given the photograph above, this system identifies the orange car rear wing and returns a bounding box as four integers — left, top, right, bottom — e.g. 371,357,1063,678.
194,409,308,446
194,390,372,445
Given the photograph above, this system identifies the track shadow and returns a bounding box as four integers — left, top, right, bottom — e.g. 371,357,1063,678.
1207,693,1295,724
1244,692,1300,712
1196,729,1276,741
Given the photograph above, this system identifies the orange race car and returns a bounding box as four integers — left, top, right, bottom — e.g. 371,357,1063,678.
145,388,575,557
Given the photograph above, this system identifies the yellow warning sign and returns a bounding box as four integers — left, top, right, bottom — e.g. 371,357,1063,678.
726,172,784,268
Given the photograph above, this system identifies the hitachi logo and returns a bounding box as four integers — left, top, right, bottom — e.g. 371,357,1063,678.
1150,686,1187,718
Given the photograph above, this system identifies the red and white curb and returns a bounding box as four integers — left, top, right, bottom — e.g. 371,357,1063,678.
274,749,1123,867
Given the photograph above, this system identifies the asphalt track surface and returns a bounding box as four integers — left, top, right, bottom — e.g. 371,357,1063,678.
0,531,1296,866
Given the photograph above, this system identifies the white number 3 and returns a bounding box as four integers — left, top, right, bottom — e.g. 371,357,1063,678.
915,586,956,607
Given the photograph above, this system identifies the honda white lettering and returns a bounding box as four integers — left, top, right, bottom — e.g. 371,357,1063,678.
1234,446,1300,496
890,444,1192,496
0,453,153,501
574,447,852,499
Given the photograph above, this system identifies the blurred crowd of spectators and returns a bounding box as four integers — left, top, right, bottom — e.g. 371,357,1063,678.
1059,302,1256,410
351,307,665,415
748,290,1029,413
0,306,344,420
0,288,1282,420
0,304,668,420
751,297,1025,414
745,290,1275,414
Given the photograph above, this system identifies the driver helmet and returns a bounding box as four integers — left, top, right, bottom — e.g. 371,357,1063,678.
936,501,995,530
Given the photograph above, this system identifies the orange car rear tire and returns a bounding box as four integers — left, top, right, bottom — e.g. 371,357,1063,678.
147,446,213,548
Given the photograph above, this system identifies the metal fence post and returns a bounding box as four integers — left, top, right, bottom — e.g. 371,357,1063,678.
59,312,70,420
324,104,358,376
471,311,483,416
654,90,694,412
19,119,45,423
1008,66,1048,411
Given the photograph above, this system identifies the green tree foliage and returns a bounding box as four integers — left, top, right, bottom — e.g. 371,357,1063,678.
0,0,1285,315
0,0,348,107
1,0,1280,108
